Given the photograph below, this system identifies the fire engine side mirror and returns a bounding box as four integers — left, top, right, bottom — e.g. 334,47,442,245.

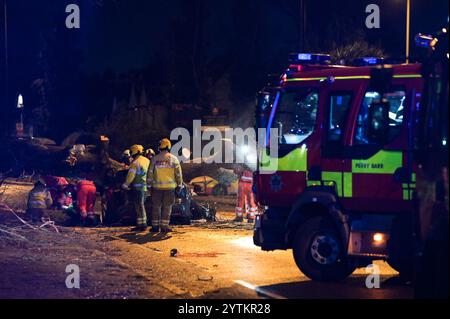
256,92,271,128
256,92,271,112
368,101,390,145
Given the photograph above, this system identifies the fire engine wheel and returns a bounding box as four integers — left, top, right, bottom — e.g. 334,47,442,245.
292,216,356,282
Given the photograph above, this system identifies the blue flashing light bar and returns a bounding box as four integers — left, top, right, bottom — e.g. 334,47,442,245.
352,57,385,66
415,34,435,49
288,53,331,65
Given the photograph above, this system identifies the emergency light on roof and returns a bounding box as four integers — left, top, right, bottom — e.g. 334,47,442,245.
352,57,385,66
415,34,436,49
288,53,331,65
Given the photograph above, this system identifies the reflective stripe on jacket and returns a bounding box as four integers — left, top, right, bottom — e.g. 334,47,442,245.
240,170,253,183
148,151,183,190
28,186,53,210
124,155,151,191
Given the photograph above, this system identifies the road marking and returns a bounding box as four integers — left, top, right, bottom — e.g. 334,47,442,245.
234,280,287,299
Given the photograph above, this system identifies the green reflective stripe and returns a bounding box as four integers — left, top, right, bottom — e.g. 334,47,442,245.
322,171,342,196
286,75,371,82
343,173,353,198
287,74,420,83
393,74,422,79
403,183,416,189
260,147,307,172
306,172,352,197
352,151,402,174
307,181,319,186
412,173,416,182
286,77,327,82
403,189,414,200
403,190,409,200
335,76,371,80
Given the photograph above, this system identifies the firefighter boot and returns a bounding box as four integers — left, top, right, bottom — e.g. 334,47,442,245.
131,226,147,232
150,226,160,233
161,226,173,233
234,207,244,222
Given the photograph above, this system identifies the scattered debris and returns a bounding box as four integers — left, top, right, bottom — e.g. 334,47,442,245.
177,252,225,258
0,203,60,237
197,275,214,282
191,220,254,231
0,226,28,244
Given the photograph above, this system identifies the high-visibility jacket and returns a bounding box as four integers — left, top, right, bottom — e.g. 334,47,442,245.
124,155,151,191
27,185,53,210
42,175,68,203
148,151,183,190
239,170,254,183
76,180,97,214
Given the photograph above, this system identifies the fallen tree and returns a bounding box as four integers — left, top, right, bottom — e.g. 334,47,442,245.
0,135,126,180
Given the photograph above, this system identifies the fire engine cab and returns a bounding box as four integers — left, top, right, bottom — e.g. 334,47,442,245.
254,53,424,281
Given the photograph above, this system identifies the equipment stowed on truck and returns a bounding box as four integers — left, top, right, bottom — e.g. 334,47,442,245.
253,49,448,282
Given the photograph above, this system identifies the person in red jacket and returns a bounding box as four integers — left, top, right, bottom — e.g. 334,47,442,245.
235,166,258,223
42,175,69,207
76,179,97,224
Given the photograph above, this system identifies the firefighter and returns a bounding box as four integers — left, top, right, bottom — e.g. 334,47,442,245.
76,179,97,225
122,149,132,166
26,179,53,222
148,138,183,233
145,148,156,161
122,144,150,231
235,165,258,223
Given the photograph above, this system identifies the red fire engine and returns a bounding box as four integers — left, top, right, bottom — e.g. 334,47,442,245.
253,53,429,281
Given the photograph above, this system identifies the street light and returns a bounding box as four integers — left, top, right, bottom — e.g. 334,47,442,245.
16,94,24,137
405,0,411,63
17,94,24,109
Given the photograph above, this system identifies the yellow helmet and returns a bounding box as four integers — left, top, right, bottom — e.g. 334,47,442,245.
145,148,156,157
159,138,172,150
130,144,144,156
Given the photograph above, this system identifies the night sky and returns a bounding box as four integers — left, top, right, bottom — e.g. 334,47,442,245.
0,0,448,139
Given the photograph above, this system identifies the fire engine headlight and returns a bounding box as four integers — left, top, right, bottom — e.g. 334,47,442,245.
372,233,386,246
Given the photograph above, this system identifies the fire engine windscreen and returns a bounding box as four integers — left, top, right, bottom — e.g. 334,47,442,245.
270,88,319,145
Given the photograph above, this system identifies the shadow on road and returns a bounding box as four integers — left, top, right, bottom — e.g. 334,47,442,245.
257,276,413,299
118,232,172,244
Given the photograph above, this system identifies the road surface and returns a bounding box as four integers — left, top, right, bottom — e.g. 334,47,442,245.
1,218,411,299
0,183,412,299
75,219,412,299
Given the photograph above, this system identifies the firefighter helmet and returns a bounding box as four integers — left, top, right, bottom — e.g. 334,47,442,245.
130,145,144,156
145,148,156,158
159,138,172,151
